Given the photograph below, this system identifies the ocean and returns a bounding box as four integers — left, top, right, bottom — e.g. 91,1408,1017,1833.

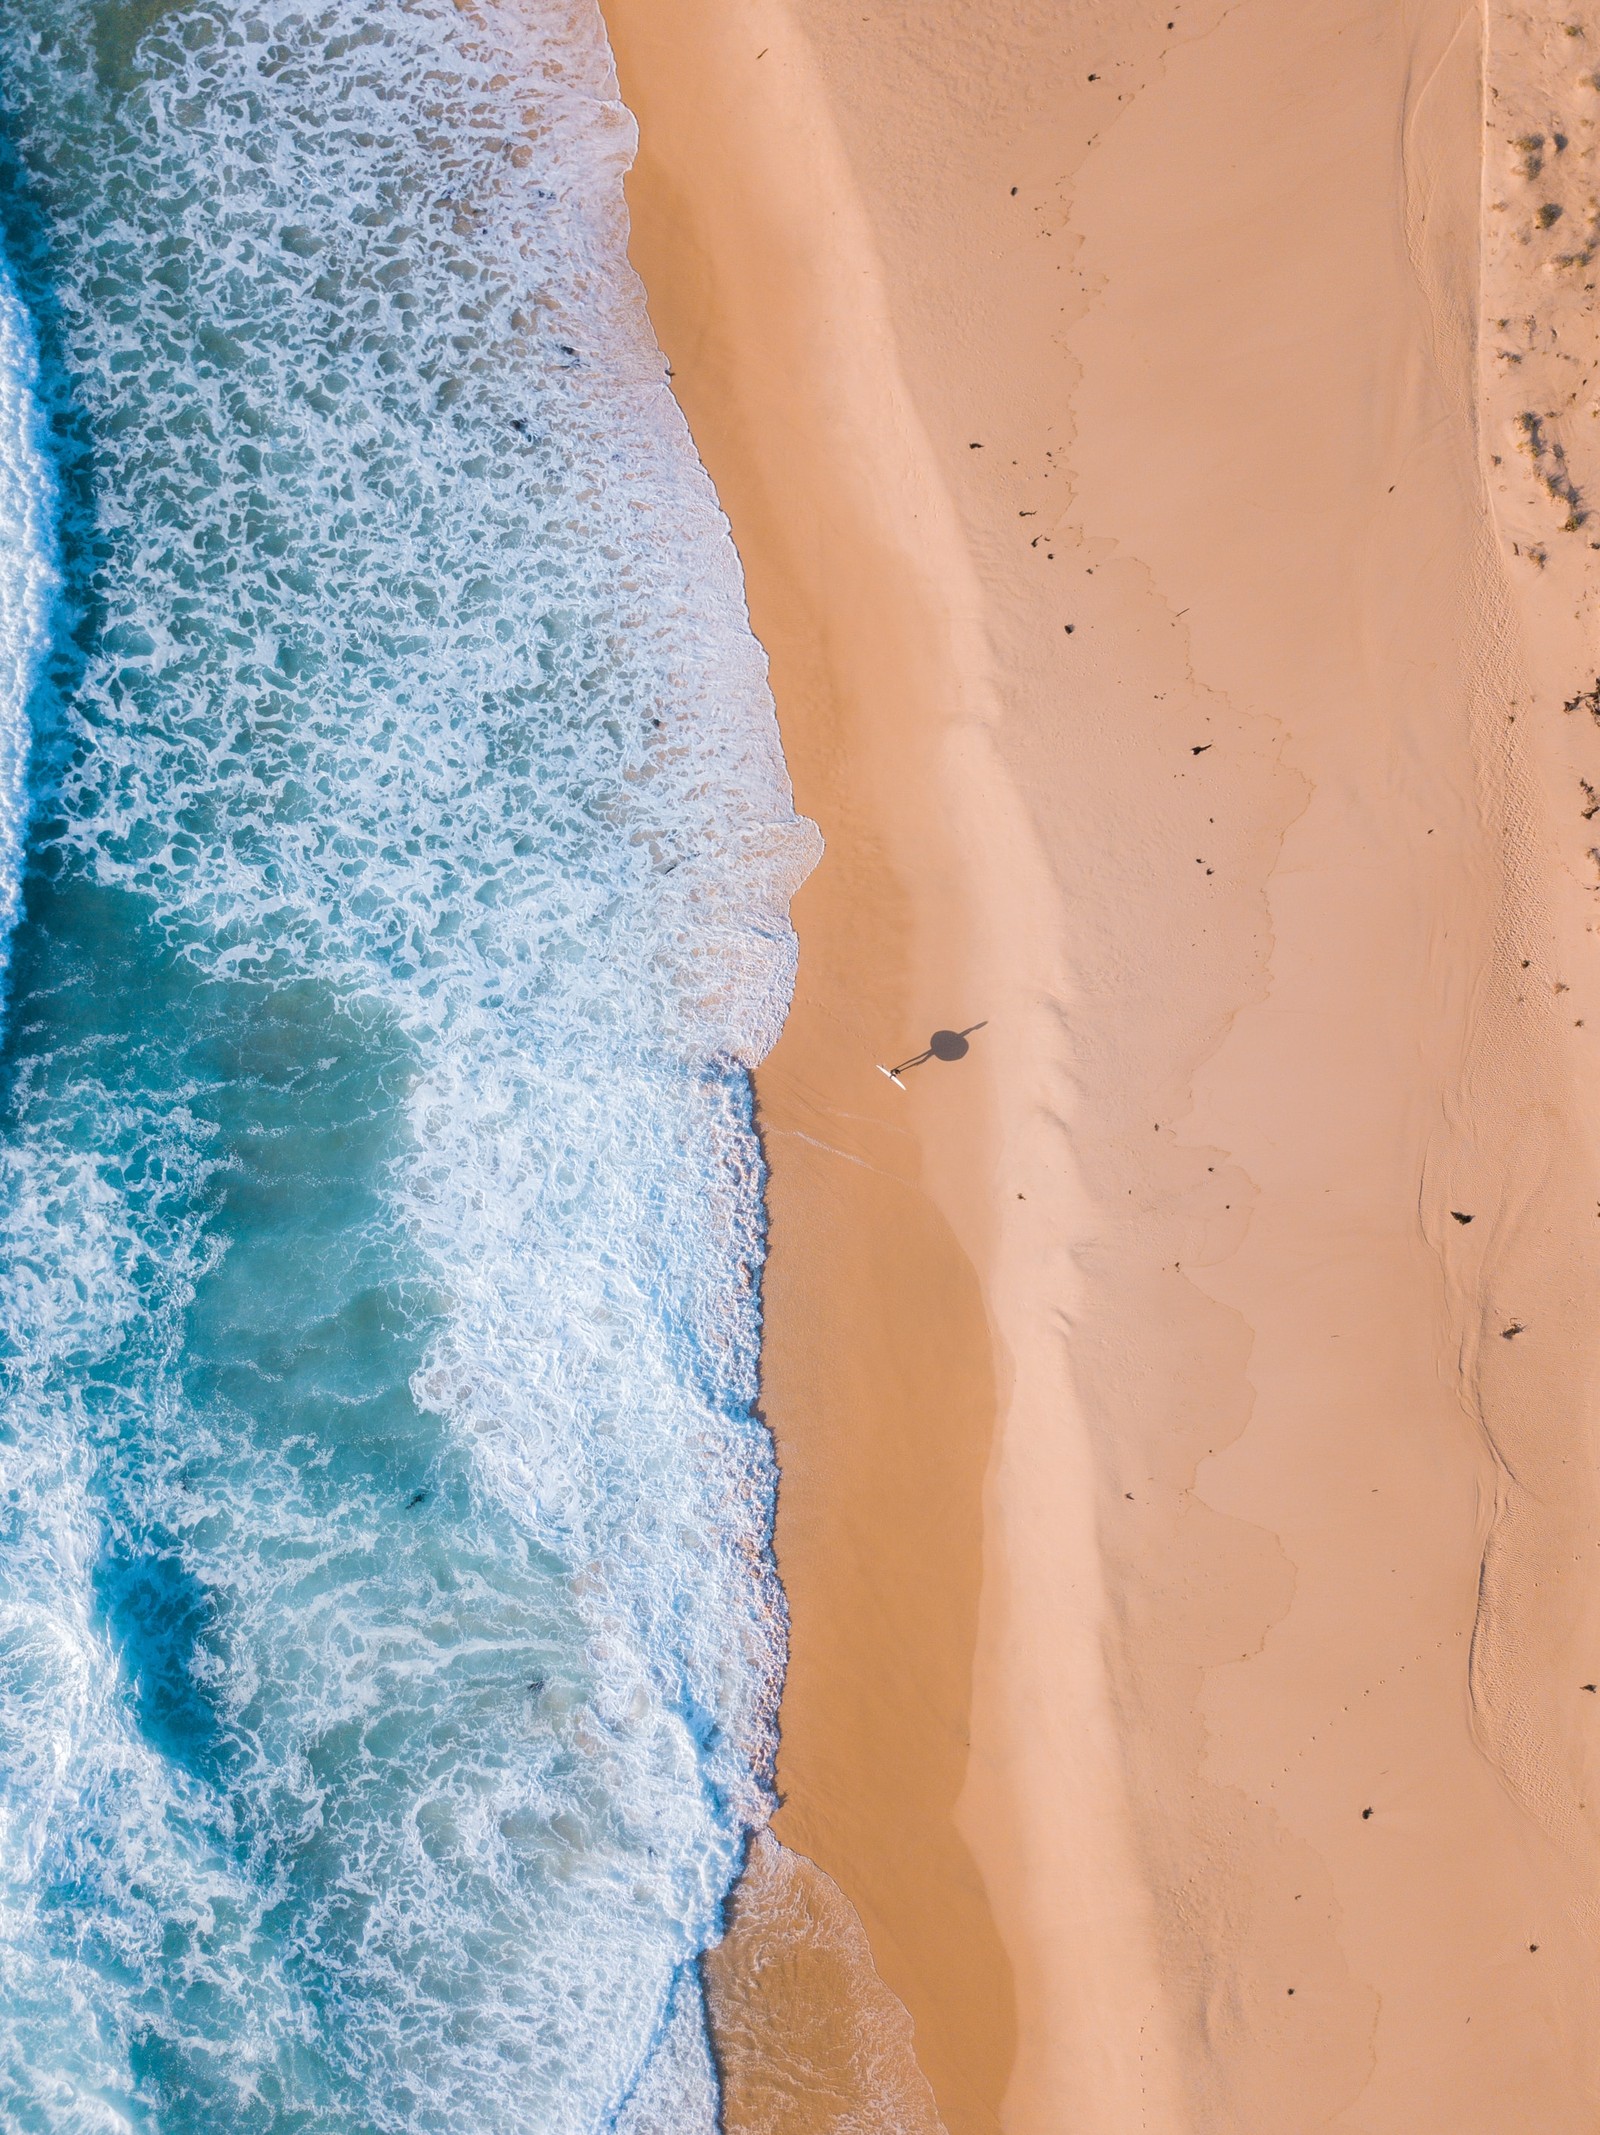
0,1,816,2128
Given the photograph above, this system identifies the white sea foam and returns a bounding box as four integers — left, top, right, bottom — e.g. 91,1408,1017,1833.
0,253,55,990
612,1966,719,2135
0,0,815,2128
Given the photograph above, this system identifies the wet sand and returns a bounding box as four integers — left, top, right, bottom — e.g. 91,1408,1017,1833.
600,0,1600,2126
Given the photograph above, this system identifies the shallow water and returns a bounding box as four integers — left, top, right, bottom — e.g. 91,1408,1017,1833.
0,2,813,2127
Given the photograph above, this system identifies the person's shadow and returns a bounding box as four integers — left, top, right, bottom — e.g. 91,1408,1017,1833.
878,1023,987,1087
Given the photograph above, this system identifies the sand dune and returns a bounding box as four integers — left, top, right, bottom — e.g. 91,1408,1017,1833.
602,0,1600,2124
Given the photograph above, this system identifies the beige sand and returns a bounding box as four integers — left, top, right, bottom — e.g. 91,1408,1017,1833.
598,0,1600,2125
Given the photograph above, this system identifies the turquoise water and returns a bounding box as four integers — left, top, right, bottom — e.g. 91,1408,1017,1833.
0,2,815,2128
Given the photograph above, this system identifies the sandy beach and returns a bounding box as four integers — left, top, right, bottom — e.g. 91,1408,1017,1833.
601,0,1600,2125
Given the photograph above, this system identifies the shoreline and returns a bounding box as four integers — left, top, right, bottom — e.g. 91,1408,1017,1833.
603,0,1600,2127
601,5,1168,2121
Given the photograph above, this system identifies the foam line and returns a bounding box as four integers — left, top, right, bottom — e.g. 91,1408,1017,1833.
0,251,56,992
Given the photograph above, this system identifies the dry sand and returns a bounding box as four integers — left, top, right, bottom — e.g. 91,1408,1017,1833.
597,0,1600,2125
